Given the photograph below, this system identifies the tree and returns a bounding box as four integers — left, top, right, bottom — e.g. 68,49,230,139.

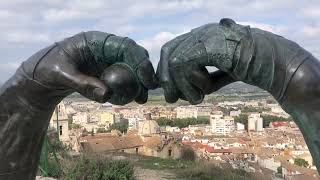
277,166,282,174
156,117,209,129
240,106,270,113
234,114,248,129
219,107,230,115
294,158,309,168
69,123,82,130
109,119,128,133
157,117,173,126
180,146,196,161
261,115,292,127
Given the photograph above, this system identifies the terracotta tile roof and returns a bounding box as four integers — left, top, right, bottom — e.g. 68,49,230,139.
271,121,290,128
231,148,254,154
81,134,143,152
205,146,232,153
275,156,319,177
143,136,162,148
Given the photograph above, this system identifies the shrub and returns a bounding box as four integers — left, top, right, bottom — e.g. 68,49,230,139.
47,158,63,178
180,146,196,161
70,123,82,129
64,155,134,180
177,163,253,180
277,166,282,174
294,158,309,168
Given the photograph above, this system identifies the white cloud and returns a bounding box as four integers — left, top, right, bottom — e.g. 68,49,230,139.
0,0,320,82
238,21,288,35
43,9,89,22
139,32,177,53
301,7,320,18
0,10,14,18
302,26,320,37
113,25,140,36
138,31,179,66
7,32,50,43
0,62,20,69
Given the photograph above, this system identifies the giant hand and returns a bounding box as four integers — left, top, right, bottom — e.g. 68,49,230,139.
157,18,320,173
0,31,157,179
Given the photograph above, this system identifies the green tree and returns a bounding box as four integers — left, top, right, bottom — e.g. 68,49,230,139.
234,114,248,129
261,115,292,127
180,147,196,161
156,117,209,129
219,107,230,115
294,158,309,168
157,117,173,126
240,106,270,113
109,119,128,133
69,123,82,130
277,166,282,174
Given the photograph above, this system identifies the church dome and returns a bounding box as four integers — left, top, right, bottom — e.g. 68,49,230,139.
138,120,161,135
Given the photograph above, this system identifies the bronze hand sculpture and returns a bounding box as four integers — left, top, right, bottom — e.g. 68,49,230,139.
157,18,320,172
0,31,157,179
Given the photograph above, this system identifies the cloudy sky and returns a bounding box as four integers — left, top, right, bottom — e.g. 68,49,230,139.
0,0,319,82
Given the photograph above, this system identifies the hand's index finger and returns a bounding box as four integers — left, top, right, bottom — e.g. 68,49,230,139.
157,32,191,103
121,39,158,89
157,32,191,80
136,59,158,90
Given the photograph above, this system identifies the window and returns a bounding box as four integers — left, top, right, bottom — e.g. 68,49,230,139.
59,125,63,136
168,149,172,157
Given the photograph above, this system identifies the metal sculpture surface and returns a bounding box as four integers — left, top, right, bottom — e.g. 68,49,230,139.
1,18,320,179
157,18,320,173
0,31,157,179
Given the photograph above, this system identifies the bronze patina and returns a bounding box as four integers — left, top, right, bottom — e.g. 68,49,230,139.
157,18,320,173
0,31,157,179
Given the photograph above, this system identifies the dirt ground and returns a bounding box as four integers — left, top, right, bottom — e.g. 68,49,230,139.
134,167,176,180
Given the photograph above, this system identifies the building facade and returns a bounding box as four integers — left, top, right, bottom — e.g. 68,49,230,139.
210,113,235,135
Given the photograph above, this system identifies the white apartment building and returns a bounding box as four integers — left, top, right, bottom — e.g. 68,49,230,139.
230,110,241,117
236,122,245,131
248,113,263,131
128,117,145,130
257,157,281,172
176,106,198,119
218,101,245,107
120,108,144,119
210,114,235,135
196,105,212,117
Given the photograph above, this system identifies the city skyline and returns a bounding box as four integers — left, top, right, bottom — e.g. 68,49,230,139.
51,92,319,179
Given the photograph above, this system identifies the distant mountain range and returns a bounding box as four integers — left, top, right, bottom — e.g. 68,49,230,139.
149,81,264,96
